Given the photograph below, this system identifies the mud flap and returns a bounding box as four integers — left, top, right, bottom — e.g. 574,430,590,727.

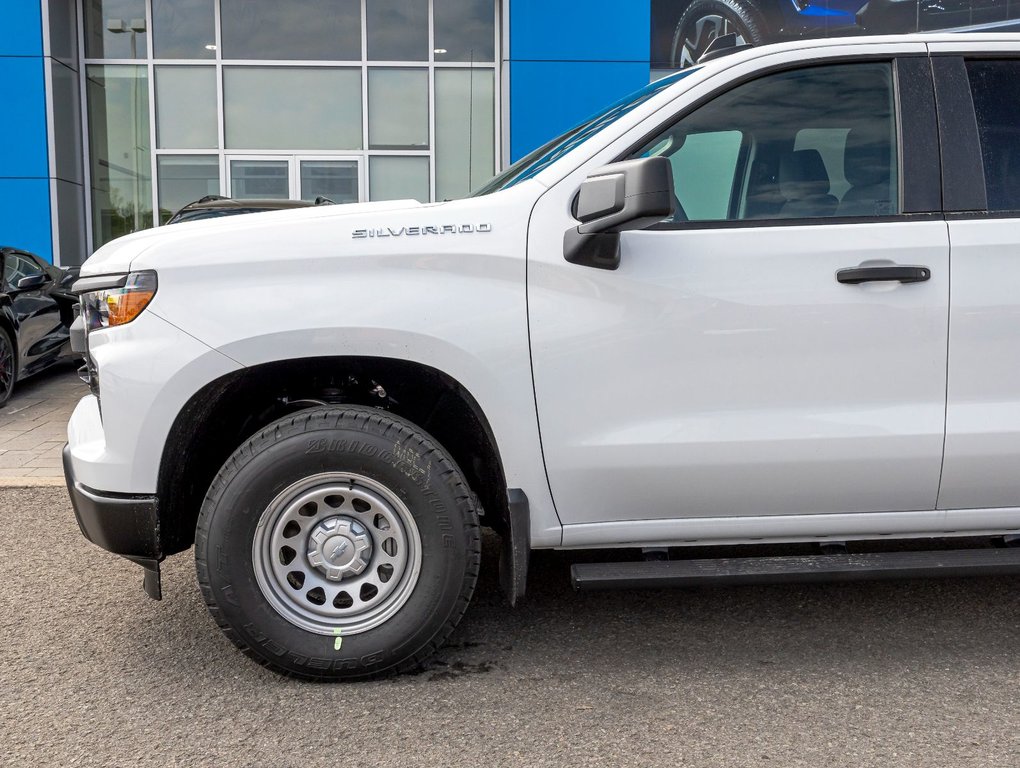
498,488,530,607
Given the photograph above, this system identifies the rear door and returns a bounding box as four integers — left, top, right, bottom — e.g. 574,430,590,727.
527,55,950,527
932,50,1020,509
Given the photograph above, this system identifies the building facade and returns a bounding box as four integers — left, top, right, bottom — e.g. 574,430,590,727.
2,0,1001,265
2,0,658,266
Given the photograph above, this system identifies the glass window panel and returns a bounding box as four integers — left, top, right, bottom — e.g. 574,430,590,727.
152,0,215,59
367,0,428,61
300,161,359,203
435,69,494,200
433,0,495,62
157,155,220,222
230,160,290,199
370,156,429,202
368,69,428,150
224,68,362,150
86,65,152,247
156,67,217,149
632,63,899,222
220,0,361,60
83,0,149,58
966,59,1020,212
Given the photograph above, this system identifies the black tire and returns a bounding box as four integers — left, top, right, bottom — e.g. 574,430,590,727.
195,406,481,681
0,327,15,406
670,0,768,68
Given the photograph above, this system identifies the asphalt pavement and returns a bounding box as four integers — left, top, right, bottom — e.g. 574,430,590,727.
3,486,1020,767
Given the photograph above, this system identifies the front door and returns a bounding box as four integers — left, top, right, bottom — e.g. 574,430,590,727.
528,58,950,526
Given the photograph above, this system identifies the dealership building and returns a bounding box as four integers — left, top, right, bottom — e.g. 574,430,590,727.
1,0,654,266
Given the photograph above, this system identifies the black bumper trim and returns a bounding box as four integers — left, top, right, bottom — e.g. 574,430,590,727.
63,444,163,599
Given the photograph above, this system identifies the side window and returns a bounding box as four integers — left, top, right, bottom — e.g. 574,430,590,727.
965,60,1020,213
5,255,43,289
634,62,900,223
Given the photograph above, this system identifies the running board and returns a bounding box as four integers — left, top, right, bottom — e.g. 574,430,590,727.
570,548,1020,591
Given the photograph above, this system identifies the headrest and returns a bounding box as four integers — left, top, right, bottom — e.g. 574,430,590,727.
844,128,891,188
779,149,831,200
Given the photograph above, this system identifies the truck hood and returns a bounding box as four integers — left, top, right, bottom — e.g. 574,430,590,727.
79,198,434,277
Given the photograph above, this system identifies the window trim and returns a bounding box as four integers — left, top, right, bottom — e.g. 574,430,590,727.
931,55,987,213
617,54,941,231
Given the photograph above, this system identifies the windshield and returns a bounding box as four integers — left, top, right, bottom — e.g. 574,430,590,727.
471,68,700,196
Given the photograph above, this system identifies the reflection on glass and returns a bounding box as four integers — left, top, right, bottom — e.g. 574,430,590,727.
157,155,220,222
156,67,217,148
368,69,428,149
367,0,428,61
152,0,215,58
84,0,149,58
435,69,494,200
86,65,152,246
300,161,359,203
220,0,361,60
230,160,290,199
224,67,362,150
370,156,429,202
433,0,495,62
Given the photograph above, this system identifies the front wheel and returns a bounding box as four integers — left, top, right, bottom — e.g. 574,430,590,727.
195,406,481,680
670,0,768,68
0,327,15,406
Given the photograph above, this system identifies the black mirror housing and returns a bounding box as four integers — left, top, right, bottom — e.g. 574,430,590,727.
565,157,674,270
16,273,48,290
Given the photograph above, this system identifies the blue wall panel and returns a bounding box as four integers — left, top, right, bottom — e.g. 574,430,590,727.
0,179,52,257
1,0,43,57
0,58,49,179
0,1,51,261
508,0,651,160
510,0,650,62
509,60,650,161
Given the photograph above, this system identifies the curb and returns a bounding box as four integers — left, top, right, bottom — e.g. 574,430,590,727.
0,478,67,488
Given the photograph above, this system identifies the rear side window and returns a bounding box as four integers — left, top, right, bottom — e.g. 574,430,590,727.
966,60,1020,213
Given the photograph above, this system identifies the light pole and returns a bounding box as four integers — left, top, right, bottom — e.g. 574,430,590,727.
106,18,147,233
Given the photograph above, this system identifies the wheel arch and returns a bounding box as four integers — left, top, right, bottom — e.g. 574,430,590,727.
156,355,510,558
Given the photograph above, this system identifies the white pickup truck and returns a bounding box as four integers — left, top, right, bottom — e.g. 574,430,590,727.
65,33,1020,680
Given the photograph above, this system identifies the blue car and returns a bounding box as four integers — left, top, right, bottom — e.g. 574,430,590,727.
653,0,1020,68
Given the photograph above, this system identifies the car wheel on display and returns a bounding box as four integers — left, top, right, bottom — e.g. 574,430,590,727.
0,327,15,406
670,0,768,68
195,406,481,681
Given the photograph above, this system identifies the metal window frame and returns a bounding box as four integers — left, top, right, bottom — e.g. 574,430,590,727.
77,0,503,251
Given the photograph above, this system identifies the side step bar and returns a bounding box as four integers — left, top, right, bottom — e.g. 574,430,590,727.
571,548,1020,591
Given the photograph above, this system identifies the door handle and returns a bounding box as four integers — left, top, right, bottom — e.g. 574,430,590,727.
836,265,931,285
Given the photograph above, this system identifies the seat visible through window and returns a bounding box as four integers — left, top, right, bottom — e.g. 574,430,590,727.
778,149,838,218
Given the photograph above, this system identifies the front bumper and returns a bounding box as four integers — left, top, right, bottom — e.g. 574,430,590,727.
63,444,163,599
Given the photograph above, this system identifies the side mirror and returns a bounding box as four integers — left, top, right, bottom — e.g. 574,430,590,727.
564,157,674,270
16,273,48,290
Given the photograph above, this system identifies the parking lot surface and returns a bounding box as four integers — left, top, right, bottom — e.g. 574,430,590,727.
0,365,83,485
3,486,1020,767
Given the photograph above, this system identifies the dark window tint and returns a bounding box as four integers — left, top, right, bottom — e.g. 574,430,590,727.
632,63,899,223
220,0,361,60
4,254,45,288
367,0,428,61
152,0,215,59
433,0,495,62
966,60,1020,213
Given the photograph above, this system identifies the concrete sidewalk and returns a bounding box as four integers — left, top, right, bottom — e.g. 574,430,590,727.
0,363,85,486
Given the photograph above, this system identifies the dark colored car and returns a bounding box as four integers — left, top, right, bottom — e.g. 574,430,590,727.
652,0,1020,68
0,247,79,405
166,195,334,225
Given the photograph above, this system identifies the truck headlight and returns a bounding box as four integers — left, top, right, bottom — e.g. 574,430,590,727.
80,271,158,331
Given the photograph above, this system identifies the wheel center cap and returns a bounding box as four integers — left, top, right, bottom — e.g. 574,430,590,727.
307,516,372,581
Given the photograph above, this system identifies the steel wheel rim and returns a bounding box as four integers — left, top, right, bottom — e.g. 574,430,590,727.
253,472,422,636
675,15,745,68
0,335,13,398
